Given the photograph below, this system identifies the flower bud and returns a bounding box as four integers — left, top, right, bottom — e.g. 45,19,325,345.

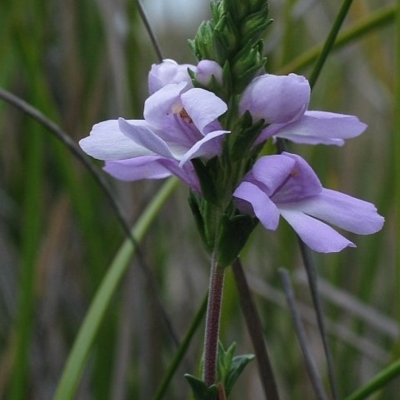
148,59,195,94
239,73,310,124
195,60,223,86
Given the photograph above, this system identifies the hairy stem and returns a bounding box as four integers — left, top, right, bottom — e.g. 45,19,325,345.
203,254,225,387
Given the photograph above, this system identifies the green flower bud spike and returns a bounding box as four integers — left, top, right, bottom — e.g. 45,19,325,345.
190,0,271,94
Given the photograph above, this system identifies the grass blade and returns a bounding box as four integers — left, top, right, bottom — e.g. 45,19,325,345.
343,358,400,400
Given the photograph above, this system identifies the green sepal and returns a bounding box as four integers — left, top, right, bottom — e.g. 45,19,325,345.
221,61,233,100
191,158,219,205
189,1,225,63
184,374,218,400
188,192,212,252
214,14,239,59
224,0,269,23
240,10,272,45
189,20,216,61
216,212,258,267
232,40,267,93
229,111,265,161
210,0,225,22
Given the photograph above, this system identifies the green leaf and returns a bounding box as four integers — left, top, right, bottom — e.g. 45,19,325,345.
217,341,255,397
224,354,255,397
184,374,218,400
217,213,258,267
343,357,400,400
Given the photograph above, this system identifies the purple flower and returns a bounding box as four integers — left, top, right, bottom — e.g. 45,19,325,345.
79,79,229,191
233,152,384,252
239,73,367,146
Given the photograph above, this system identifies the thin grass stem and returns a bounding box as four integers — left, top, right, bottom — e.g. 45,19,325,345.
135,0,163,63
278,4,396,75
278,268,329,400
308,0,354,89
298,241,338,400
231,259,280,400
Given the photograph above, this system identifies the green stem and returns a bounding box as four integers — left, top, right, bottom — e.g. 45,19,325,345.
53,177,178,400
203,254,226,387
343,358,400,400
308,0,354,89
151,294,208,400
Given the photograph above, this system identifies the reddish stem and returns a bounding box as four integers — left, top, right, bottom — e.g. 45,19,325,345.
203,254,225,387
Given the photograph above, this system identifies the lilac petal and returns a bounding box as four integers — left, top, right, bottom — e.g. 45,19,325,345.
103,156,172,181
271,152,323,203
179,129,228,165
157,158,200,192
239,73,310,124
143,82,187,129
181,88,227,134
79,120,152,160
249,154,296,196
294,188,384,234
254,124,287,146
118,118,174,159
233,181,280,230
279,207,355,252
148,59,194,94
275,111,367,145
254,123,290,145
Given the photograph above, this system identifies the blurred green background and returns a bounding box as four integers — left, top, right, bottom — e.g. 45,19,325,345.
0,0,397,399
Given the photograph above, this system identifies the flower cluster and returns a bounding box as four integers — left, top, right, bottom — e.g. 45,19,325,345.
80,59,383,255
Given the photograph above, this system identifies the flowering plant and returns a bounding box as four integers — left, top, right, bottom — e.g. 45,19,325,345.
2,0,398,398
78,0,384,398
